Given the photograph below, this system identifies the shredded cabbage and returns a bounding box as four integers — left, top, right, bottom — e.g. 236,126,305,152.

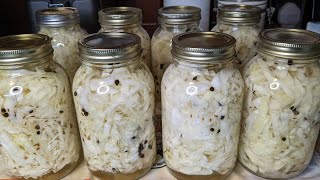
38,24,87,82
73,62,156,174
212,23,260,71
151,24,200,118
239,54,320,178
162,62,244,176
0,62,80,179
99,26,151,68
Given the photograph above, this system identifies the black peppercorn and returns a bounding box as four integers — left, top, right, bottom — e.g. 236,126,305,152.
144,140,148,144
217,129,220,133
29,110,33,113
210,128,215,132
37,131,41,135
193,76,197,81
59,110,63,114
282,137,286,141
74,91,77,96
35,125,40,130
1,108,6,113
210,87,214,91
139,154,145,158
3,112,9,117
97,140,100,144
115,80,120,86
220,116,225,120
81,108,89,116
132,136,136,140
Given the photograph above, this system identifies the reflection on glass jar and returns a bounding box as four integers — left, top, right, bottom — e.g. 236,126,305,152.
73,32,156,180
239,28,320,179
212,5,262,71
162,32,244,180
98,7,151,69
36,7,87,82
0,34,81,179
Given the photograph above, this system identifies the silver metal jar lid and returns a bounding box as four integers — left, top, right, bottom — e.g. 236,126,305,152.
0,34,53,65
79,32,142,64
158,6,201,25
36,7,80,27
258,28,320,60
172,32,236,63
217,5,262,25
98,7,142,26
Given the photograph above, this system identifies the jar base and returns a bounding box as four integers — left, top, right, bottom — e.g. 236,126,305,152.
167,167,229,180
90,164,152,180
238,160,302,180
14,157,82,180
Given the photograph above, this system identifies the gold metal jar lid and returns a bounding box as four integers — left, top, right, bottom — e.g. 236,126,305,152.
0,34,53,65
99,7,142,26
158,6,201,25
172,32,236,63
79,32,142,64
258,28,320,60
36,7,80,27
217,5,262,25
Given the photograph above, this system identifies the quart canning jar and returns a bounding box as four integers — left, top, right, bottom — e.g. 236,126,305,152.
239,28,320,179
0,34,81,179
162,32,244,180
212,5,262,71
73,32,156,180
98,7,151,68
37,7,87,82
151,6,201,154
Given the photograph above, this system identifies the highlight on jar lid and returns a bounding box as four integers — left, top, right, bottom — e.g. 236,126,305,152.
158,6,201,25
258,28,320,60
172,32,236,63
78,32,142,64
36,7,80,27
98,7,142,26
0,34,53,65
217,4,262,25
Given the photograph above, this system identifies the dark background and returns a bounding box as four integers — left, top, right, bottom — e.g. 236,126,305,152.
0,0,319,37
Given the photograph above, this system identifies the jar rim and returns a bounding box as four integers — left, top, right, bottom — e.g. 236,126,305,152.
217,4,262,25
36,7,80,27
78,32,142,65
98,7,142,26
257,28,320,60
172,32,236,63
0,34,53,65
158,6,201,25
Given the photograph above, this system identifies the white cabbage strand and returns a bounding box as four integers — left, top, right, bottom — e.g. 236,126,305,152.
239,54,320,178
38,24,87,82
162,62,244,176
0,67,79,179
73,63,156,174
212,23,260,71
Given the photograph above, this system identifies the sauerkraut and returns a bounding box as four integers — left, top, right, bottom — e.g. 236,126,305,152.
162,62,244,176
73,62,156,174
0,62,80,179
212,23,260,70
239,54,320,178
99,26,151,68
38,24,87,82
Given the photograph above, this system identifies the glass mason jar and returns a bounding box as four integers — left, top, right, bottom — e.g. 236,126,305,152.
98,7,151,68
73,32,156,180
151,6,201,156
239,28,320,179
162,32,244,180
0,34,81,179
36,7,87,82
212,5,262,71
